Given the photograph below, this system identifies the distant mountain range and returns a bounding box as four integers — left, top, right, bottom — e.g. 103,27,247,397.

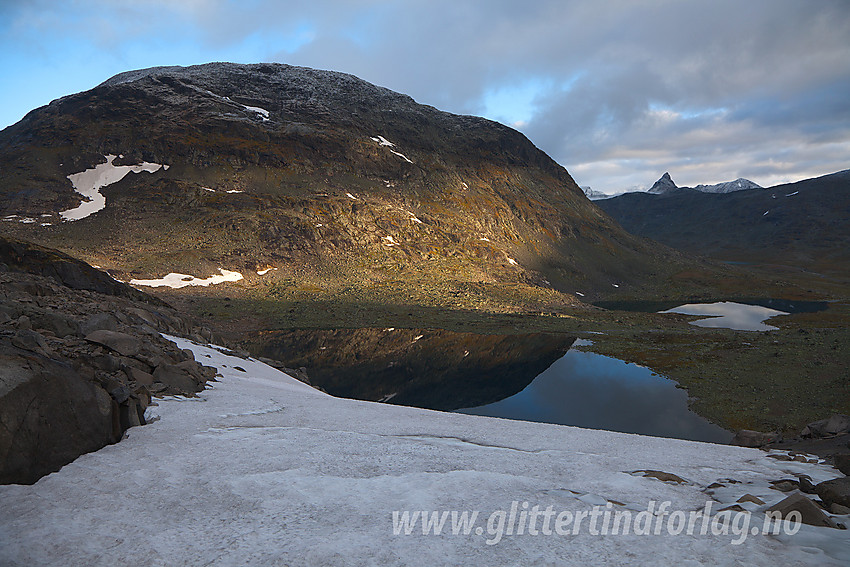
596,169,850,274
583,172,763,201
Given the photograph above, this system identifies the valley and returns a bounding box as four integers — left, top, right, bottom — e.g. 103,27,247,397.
1,62,848,476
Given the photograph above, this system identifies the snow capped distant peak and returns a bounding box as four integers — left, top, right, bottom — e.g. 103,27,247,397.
692,178,762,194
648,172,678,194
581,186,615,200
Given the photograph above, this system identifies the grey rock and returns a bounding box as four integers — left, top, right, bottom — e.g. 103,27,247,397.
834,454,850,476
0,346,115,484
815,477,850,508
85,330,142,357
730,429,781,447
80,312,119,335
119,398,146,429
831,503,850,515
798,476,817,494
31,311,79,338
802,414,850,438
125,366,154,386
764,492,841,528
16,315,32,330
11,330,50,355
153,363,202,395
109,384,132,404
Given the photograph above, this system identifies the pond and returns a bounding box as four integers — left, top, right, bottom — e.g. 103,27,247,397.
251,329,731,444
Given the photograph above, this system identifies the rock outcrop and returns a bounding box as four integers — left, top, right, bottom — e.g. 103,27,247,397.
0,236,220,484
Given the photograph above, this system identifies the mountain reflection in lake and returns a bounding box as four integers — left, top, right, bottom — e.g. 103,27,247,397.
251,329,732,443
458,340,732,444
251,328,575,411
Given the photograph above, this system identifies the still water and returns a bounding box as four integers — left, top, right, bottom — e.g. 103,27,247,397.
254,329,732,444
457,340,732,444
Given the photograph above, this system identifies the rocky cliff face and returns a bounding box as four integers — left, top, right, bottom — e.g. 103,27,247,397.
0,62,690,304
0,235,221,484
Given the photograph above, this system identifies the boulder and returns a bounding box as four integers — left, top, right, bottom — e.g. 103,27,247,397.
730,429,781,447
80,312,119,335
815,477,850,508
153,363,202,395
11,329,51,356
118,398,146,430
765,492,841,528
125,366,154,386
31,311,79,337
0,345,115,484
802,414,850,438
834,454,850,476
85,330,142,357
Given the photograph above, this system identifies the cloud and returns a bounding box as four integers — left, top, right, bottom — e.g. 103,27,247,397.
1,0,848,192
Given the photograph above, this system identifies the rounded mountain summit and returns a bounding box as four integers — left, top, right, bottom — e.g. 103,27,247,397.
0,62,695,304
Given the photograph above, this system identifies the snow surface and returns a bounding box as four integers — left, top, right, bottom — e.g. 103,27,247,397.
242,105,270,121
660,302,788,331
60,155,168,221
256,267,277,276
371,135,414,163
0,337,846,565
129,269,243,289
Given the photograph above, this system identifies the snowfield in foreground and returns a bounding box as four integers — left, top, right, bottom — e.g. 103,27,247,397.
1,337,848,566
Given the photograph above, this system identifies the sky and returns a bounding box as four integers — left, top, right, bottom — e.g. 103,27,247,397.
1,0,849,194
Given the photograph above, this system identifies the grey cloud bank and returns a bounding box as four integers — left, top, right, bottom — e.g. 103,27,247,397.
2,0,848,193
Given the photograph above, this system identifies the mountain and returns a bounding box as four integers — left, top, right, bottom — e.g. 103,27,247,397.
581,186,614,200
596,170,850,274
693,178,762,194
0,62,699,310
647,172,678,194
645,172,761,195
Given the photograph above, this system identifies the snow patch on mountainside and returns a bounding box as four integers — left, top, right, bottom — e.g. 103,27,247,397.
60,154,168,221
129,269,243,288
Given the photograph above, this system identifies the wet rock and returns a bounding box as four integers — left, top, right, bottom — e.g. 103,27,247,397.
85,330,142,357
815,477,850,508
765,493,841,528
730,429,781,447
